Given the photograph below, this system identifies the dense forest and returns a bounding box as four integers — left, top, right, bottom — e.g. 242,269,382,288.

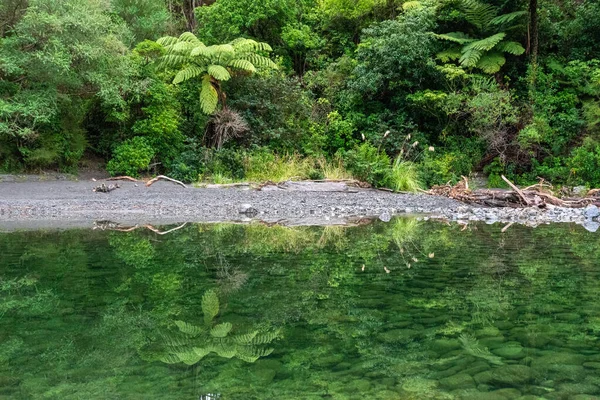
1,0,599,190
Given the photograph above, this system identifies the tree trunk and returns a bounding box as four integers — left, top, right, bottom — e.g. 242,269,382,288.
528,0,539,94
183,0,198,32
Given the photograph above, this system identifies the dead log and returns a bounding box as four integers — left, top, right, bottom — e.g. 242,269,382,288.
145,175,187,188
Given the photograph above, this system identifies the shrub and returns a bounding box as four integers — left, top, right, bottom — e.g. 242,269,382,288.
244,150,313,182
106,137,155,177
342,143,390,187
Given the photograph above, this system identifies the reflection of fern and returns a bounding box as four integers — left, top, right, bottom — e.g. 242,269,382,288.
159,290,279,365
459,334,503,365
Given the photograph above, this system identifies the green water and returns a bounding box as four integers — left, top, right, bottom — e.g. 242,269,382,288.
1,219,599,400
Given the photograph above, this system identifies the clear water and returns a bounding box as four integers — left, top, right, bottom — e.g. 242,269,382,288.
1,218,599,400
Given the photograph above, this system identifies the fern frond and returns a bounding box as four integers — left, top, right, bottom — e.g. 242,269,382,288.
179,32,203,45
231,38,272,52
174,320,204,336
213,345,237,358
228,59,256,72
242,54,277,69
161,334,191,348
159,54,189,67
437,47,462,62
459,334,503,365
459,48,483,68
160,354,182,364
210,322,233,338
202,289,219,324
489,11,527,26
193,347,211,359
251,331,279,345
156,36,179,46
172,41,196,53
464,32,506,52
212,44,235,57
461,0,498,30
190,45,213,58
207,65,231,81
434,32,474,44
251,347,274,357
175,350,203,365
236,352,260,363
476,52,506,73
496,41,525,55
173,65,205,84
232,331,259,344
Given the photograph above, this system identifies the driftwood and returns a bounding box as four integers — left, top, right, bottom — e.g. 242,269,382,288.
145,175,187,188
429,176,600,209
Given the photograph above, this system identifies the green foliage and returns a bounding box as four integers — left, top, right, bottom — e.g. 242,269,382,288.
387,158,422,192
342,143,390,187
106,136,155,177
435,0,526,73
157,32,277,115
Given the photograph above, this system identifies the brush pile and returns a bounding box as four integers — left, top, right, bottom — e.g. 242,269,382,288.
428,175,600,208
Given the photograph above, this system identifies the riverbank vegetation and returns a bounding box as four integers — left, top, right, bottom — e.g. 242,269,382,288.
1,0,599,190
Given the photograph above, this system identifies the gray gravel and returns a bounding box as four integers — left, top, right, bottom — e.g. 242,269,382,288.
0,177,596,231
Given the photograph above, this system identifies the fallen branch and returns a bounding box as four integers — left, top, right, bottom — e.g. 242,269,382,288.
428,177,600,209
501,175,531,206
106,176,139,182
145,175,187,188
143,222,187,235
93,183,120,193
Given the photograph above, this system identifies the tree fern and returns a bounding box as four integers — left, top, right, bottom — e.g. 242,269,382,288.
434,1,526,74
201,289,219,325
156,32,276,115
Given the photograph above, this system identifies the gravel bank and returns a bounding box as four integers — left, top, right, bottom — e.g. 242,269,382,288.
0,177,598,231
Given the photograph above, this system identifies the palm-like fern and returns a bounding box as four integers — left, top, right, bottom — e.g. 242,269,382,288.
158,289,280,365
435,0,526,74
157,33,277,114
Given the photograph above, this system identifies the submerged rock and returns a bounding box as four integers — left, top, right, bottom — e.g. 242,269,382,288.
439,372,475,390
584,204,600,219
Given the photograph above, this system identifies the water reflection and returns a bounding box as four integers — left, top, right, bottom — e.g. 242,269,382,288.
0,219,599,399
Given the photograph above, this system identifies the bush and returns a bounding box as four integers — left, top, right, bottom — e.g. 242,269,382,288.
342,143,390,187
106,137,155,177
244,150,313,182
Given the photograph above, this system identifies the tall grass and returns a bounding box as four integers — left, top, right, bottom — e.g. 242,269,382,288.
244,152,314,182
387,157,422,192
316,157,354,180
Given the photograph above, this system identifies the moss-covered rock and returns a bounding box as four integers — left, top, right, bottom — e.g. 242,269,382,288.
439,373,475,390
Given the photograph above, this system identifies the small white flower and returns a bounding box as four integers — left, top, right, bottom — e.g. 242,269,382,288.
412,141,419,147
428,146,435,152
383,130,390,138
361,133,366,141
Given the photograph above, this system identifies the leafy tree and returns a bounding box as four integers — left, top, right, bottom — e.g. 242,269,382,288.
157,32,277,114
435,0,527,73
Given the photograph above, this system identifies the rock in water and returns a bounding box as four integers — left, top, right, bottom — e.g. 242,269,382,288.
584,204,600,219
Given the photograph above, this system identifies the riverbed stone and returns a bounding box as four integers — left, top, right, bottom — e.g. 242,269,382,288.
440,373,476,390
459,391,508,400
431,338,461,353
584,205,600,219
491,342,525,359
557,382,599,395
583,220,600,233
475,365,533,385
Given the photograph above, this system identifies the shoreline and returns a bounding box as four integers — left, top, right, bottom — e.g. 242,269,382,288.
0,176,597,231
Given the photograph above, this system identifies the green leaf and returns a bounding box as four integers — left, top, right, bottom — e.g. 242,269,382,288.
434,32,474,44
190,46,213,58
251,331,279,345
207,65,231,81
201,289,219,323
174,320,204,336
437,47,462,62
464,33,506,52
242,54,277,69
489,11,527,26
232,331,258,344
214,345,237,358
459,48,483,68
210,322,233,338
178,32,203,45
461,0,498,30
160,354,182,364
228,59,256,72
476,52,506,74
172,65,205,84
156,36,179,46
496,41,525,55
